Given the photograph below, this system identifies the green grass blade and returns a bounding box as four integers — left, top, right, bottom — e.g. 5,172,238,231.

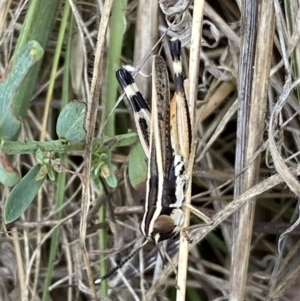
99,0,128,294
13,0,61,120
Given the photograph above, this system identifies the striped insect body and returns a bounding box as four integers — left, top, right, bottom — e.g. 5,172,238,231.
97,38,211,283
140,52,183,243
117,39,190,244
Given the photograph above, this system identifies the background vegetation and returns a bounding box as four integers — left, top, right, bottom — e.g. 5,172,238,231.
0,0,300,301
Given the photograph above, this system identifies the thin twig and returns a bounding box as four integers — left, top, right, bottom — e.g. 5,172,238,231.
80,0,114,299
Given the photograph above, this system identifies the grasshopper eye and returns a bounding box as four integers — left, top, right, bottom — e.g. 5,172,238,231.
152,215,175,234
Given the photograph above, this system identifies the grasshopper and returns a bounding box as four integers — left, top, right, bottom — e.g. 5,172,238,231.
98,38,211,282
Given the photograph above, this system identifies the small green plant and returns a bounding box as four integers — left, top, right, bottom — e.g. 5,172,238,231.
3,97,88,222
1,41,145,223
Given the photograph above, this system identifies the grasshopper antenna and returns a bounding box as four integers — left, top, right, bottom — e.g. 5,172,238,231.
95,239,149,284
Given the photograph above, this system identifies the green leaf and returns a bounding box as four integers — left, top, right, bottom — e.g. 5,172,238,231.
0,41,44,140
128,143,147,189
104,162,118,188
56,101,86,145
4,164,45,223
0,153,21,186
47,168,55,181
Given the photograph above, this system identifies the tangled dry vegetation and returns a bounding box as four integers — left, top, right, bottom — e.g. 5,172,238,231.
1,0,300,300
